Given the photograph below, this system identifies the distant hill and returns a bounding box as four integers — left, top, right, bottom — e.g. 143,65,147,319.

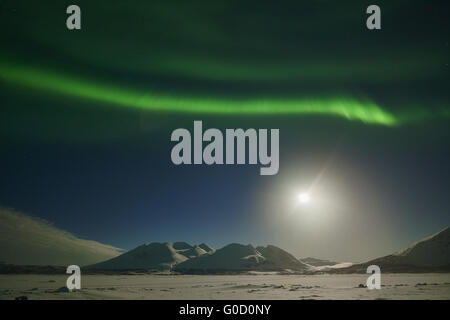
174,243,309,273
335,227,450,273
300,257,339,267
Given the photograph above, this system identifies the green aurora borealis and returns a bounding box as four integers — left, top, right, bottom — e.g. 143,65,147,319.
0,0,448,143
0,58,398,125
1,57,449,127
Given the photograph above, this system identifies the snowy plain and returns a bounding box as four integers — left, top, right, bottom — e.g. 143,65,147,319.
1,273,449,300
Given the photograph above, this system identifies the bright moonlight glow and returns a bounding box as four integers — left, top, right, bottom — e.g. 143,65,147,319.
298,193,310,204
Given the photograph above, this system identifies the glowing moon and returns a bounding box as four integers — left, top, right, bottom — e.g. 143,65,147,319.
298,193,310,204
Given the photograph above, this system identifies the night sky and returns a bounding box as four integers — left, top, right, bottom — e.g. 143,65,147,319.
0,0,449,262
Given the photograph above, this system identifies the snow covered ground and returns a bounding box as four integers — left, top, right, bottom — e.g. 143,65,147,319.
1,273,449,300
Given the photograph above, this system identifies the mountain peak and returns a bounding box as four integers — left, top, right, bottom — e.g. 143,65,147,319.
198,243,214,253
87,242,189,270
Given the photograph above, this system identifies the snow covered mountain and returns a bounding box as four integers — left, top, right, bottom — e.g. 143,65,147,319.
368,227,450,268
174,243,310,272
392,227,450,267
174,243,265,271
198,243,215,253
87,242,310,272
87,242,210,271
256,245,310,271
87,226,450,273
0,208,122,266
336,227,450,273
86,243,183,270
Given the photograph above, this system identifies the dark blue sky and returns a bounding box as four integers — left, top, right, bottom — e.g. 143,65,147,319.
1,115,449,261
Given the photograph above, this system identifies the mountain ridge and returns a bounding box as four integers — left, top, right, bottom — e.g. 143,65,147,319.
331,227,450,273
